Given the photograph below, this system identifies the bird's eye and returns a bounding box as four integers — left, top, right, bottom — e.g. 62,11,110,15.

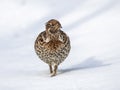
46,23,55,27
47,24,51,27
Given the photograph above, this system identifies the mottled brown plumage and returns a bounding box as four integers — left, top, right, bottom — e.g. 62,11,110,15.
34,19,71,76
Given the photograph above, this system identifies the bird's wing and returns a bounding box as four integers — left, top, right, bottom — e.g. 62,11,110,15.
59,30,70,44
35,31,47,47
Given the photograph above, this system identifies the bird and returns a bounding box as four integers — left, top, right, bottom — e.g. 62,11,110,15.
34,19,71,76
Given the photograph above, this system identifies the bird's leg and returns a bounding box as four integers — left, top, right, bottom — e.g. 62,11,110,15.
51,65,58,77
49,65,53,74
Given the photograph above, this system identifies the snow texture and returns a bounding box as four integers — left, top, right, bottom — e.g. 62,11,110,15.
0,0,120,90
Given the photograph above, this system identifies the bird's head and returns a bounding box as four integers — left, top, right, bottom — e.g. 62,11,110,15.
46,19,62,34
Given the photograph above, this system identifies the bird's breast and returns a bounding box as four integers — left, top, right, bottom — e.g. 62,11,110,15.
44,40,64,52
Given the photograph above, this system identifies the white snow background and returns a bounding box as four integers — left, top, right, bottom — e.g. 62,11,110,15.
0,0,120,90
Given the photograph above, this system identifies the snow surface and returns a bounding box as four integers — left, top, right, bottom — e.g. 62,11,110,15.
0,0,120,90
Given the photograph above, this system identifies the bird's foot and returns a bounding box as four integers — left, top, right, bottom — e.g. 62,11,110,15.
50,72,57,77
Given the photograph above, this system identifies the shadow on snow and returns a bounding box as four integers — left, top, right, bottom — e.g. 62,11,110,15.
59,57,111,74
